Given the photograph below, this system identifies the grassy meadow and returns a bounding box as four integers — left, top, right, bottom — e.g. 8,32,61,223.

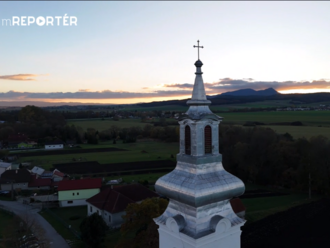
218,110,330,126
17,141,178,170
66,110,330,140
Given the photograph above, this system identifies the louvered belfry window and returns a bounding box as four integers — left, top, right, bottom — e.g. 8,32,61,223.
185,125,191,155
205,125,212,154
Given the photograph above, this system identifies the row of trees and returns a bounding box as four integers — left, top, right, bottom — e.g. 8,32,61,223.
219,125,330,194
0,106,83,145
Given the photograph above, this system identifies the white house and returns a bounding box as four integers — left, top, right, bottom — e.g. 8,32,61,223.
58,178,102,207
44,141,63,150
0,169,31,191
86,184,159,228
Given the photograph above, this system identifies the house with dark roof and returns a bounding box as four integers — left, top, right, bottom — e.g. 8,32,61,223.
0,169,31,191
0,162,12,176
86,184,159,228
28,175,52,190
58,178,102,207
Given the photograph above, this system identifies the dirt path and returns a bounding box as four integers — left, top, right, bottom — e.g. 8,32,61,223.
0,200,70,248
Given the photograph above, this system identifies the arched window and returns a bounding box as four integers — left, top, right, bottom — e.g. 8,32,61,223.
204,125,212,154
185,125,191,155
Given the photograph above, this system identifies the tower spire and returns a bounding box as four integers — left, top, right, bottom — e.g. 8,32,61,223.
193,40,203,60
154,42,246,248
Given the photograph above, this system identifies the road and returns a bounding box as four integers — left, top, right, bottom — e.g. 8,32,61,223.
0,200,70,248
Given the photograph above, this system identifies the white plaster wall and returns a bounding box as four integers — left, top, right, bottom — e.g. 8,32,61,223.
1,182,28,191
86,204,125,228
60,199,86,207
110,211,125,228
45,144,63,150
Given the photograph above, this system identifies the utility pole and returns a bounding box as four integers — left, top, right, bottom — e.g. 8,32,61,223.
309,173,311,200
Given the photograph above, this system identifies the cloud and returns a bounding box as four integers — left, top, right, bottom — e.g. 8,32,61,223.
162,83,194,89
0,89,192,100
161,79,330,94
206,79,330,92
1,79,330,102
0,74,40,81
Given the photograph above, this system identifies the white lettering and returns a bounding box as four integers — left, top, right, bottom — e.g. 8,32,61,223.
46,16,54,26
8,15,77,27
70,16,77,26
12,16,19,26
63,14,68,26
21,16,27,26
55,16,62,26
27,16,35,26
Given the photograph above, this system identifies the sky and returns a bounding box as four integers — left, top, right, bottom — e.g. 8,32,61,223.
1,1,330,105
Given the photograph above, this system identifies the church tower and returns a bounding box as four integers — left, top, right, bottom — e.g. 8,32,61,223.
154,41,246,248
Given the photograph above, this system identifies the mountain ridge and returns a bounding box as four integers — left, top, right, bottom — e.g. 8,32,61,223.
219,87,279,97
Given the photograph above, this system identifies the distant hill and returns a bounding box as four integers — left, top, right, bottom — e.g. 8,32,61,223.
220,88,279,97
137,92,330,108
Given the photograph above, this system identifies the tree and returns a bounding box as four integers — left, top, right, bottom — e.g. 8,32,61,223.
80,213,108,248
116,198,168,248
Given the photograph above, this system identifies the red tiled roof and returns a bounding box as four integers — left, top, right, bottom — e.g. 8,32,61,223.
53,170,65,177
58,178,102,191
230,198,246,213
86,184,159,214
28,175,52,187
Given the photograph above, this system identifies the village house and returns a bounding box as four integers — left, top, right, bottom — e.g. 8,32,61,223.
86,184,159,228
0,162,12,176
31,166,45,177
0,169,31,191
58,178,102,207
28,175,52,190
44,140,64,150
52,169,65,182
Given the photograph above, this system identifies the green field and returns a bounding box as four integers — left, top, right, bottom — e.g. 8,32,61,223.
242,194,315,223
18,140,178,170
218,111,330,126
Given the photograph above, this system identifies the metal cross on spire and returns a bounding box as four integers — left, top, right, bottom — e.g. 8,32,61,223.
193,40,203,60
